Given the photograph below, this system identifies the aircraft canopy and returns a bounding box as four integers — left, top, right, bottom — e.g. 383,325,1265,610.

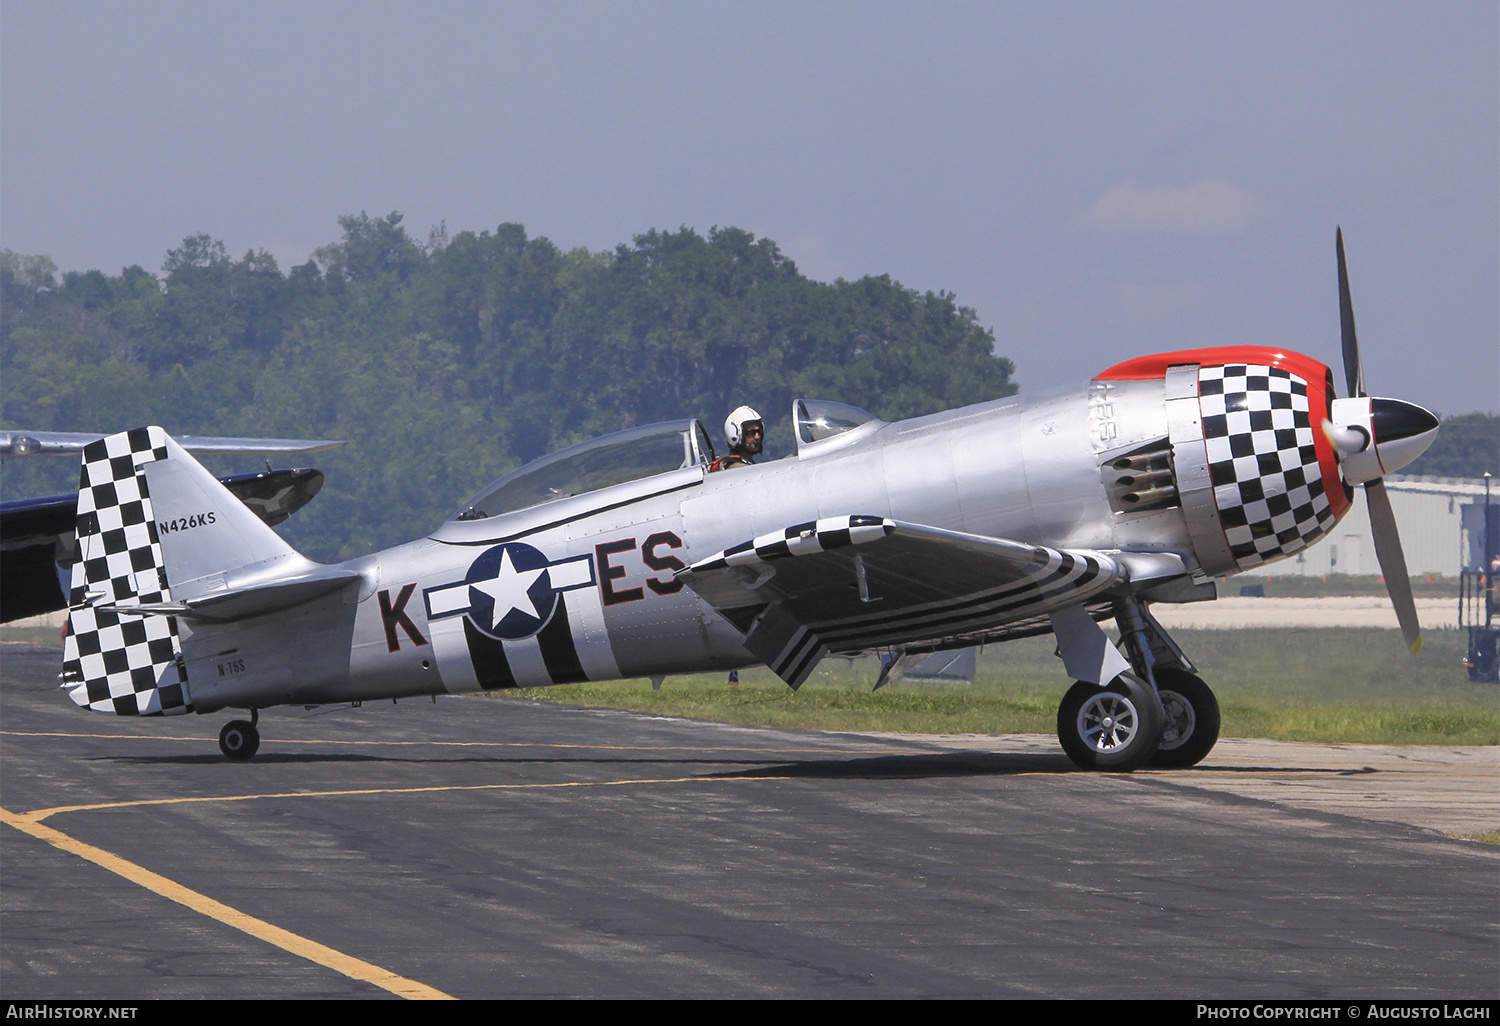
792,399,882,455
453,419,715,520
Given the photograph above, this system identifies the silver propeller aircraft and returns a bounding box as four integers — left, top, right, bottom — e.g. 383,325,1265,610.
57,233,1438,770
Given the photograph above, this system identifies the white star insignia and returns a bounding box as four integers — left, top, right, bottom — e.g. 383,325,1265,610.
470,548,548,630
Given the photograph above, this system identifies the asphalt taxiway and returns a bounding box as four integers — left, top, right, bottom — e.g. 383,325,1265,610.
1,645,1495,999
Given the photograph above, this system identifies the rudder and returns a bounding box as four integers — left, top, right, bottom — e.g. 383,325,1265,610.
61,428,190,715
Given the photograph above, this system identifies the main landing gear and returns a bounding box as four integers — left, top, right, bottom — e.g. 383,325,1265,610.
1149,667,1220,769
1054,598,1221,772
1057,672,1163,772
219,709,260,760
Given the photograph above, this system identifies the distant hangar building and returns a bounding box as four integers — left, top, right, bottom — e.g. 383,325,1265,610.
1275,474,1494,578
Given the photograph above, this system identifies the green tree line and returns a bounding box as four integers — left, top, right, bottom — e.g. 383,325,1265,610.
1403,413,1499,480
2,215,1016,560
7,215,1490,563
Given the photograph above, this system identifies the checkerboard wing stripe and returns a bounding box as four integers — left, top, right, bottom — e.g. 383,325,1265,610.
683,515,896,573
62,427,191,716
1199,366,1336,570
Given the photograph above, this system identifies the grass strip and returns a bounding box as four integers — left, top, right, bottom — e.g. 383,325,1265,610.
494,628,1500,746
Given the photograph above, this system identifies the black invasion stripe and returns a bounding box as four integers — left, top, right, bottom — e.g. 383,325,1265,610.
823,598,1049,651
776,631,827,689
772,627,817,677
869,553,1094,635
536,593,587,684
785,641,827,688
829,597,1060,651
774,624,822,672
815,560,1104,649
844,558,1100,640
809,551,1077,637
464,618,519,690
809,565,1057,635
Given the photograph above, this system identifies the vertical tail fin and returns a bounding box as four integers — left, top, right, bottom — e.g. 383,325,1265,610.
62,428,190,715
141,431,311,598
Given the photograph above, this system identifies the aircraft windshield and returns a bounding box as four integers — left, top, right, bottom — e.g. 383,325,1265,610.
453,420,712,520
795,399,879,444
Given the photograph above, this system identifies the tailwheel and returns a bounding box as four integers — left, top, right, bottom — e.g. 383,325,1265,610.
1149,668,1220,769
219,719,260,760
1057,673,1164,772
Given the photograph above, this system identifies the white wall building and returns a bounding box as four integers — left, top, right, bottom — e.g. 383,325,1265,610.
1275,475,1494,578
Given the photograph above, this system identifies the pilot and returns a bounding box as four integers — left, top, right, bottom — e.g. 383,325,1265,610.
709,406,763,472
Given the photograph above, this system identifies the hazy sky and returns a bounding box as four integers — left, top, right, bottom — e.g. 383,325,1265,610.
3,2,1496,415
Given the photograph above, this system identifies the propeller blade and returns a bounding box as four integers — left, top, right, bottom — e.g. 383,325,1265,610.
1336,227,1366,399
1365,478,1422,654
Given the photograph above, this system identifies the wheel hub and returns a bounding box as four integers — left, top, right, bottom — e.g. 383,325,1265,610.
1077,693,1138,752
1158,689,1197,750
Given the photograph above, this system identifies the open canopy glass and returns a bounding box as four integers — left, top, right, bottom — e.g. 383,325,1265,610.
794,399,880,445
453,420,714,520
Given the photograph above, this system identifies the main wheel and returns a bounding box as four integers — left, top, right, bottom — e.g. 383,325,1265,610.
1149,668,1220,769
219,720,260,760
1057,673,1164,772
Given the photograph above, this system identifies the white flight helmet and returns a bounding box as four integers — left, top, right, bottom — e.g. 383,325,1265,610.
725,405,763,448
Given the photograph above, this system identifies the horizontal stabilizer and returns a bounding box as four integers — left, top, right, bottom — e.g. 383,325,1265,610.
99,566,361,623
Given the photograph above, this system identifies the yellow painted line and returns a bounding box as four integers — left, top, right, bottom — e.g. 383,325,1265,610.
23,773,796,822
0,804,454,1000
0,729,896,756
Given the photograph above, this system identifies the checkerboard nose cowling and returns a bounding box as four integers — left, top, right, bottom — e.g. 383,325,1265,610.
1198,363,1340,571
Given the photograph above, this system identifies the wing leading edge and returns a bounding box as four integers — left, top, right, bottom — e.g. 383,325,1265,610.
676,515,1127,689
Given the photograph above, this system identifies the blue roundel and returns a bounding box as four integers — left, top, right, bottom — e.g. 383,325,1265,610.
463,542,559,640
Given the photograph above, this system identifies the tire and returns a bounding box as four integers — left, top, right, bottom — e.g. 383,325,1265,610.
219,720,260,760
1149,668,1220,769
1057,673,1164,772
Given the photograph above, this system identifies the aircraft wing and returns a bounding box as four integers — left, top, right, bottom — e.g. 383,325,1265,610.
1,431,345,460
676,515,1126,688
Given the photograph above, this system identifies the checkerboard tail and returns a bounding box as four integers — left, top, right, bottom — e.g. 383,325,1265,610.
61,427,191,716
